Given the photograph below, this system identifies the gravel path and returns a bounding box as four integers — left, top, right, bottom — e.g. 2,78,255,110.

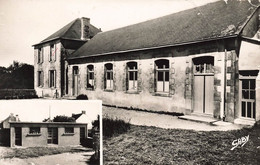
103,106,244,131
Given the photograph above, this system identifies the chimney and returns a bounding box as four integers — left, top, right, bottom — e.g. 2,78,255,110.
81,17,90,40
15,115,20,121
82,110,86,114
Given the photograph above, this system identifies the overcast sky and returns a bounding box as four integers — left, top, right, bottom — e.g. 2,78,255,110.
0,0,218,67
0,100,101,122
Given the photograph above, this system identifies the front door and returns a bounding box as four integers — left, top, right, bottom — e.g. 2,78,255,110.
48,127,58,144
194,75,214,114
80,127,86,144
193,56,214,115
15,127,22,146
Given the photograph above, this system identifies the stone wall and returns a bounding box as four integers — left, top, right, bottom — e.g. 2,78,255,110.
34,42,62,98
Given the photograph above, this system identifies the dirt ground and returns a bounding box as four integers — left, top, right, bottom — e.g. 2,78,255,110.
103,106,244,131
0,146,95,165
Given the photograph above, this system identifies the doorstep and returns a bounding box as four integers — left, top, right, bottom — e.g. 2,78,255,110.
234,118,255,126
178,114,218,125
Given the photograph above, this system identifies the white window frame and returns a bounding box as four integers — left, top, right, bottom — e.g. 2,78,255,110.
105,63,113,90
87,65,94,89
49,44,56,62
239,76,256,119
155,59,169,93
127,62,138,91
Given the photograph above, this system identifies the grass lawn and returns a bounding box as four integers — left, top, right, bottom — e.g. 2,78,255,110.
1,146,91,159
103,124,260,164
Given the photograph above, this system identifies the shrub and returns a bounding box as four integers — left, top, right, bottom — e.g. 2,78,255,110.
76,94,88,100
52,115,75,122
0,89,38,99
103,117,131,138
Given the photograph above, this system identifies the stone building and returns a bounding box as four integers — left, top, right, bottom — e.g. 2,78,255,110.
33,17,101,98
9,121,87,147
34,1,260,124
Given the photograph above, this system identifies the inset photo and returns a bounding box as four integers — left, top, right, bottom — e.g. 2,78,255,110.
0,100,101,165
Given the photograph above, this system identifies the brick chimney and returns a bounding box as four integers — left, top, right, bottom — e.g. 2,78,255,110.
82,110,86,114
81,17,90,40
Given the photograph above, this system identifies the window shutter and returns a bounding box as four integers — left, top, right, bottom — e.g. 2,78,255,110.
42,71,44,87
148,62,155,93
54,70,56,88
94,65,97,90
122,63,127,91
48,71,50,87
86,67,89,89
41,48,44,63
113,63,116,91
54,44,56,62
103,65,106,90
49,46,51,62
137,62,142,92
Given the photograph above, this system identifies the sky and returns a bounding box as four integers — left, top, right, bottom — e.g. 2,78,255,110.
0,100,101,123
0,0,219,67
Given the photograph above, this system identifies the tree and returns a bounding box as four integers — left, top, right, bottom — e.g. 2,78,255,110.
52,115,76,122
0,61,34,89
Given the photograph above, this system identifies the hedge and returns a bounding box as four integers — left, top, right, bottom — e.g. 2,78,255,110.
0,89,38,99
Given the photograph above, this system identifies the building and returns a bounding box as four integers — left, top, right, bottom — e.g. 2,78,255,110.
72,110,93,128
33,17,101,98
0,113,20,146
34,1,260,124
9,121,87,147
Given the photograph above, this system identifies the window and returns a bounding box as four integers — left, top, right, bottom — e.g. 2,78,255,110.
65,127,74,134
127,62,138,91
38,71,44,87
105,63,113,90
49,70,56,88
29,127,41,134
87,65,94,89
241,78,256,119
155,59,169,93
49,44,56,62
37,48,44,64
193,56,214,74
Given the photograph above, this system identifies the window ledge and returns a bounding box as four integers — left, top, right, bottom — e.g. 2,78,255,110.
27,133,42,136
104,89,114,92
154,92,170,97
126,90,139,94
63,133,75,136
86,88,94,91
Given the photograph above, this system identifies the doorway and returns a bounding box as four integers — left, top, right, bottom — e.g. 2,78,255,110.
15,127,22,146
193,56,214,115
47,127,58,144
73,66,79,96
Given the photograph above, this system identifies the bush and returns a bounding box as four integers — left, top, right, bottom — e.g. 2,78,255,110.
76,94,88,100
103,117,131,138
52,115,75,122
0,89,38,99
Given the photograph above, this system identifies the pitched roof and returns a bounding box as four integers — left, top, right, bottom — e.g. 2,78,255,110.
34,17,101,46
69,0,259,59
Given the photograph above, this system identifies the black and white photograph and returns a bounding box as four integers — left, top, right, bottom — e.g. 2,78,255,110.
0,0,260,164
